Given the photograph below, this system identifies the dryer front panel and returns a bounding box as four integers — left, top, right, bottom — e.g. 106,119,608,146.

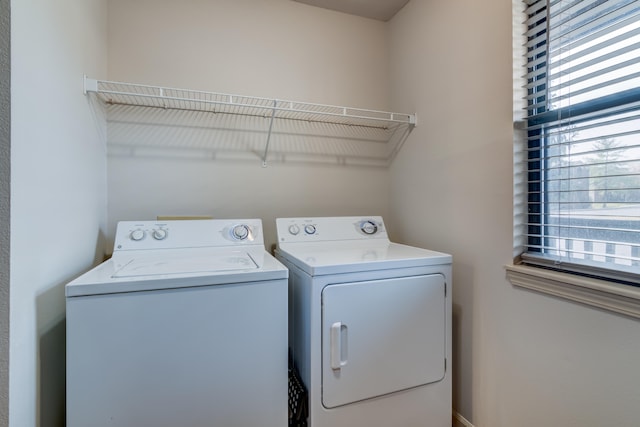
321,274,446,408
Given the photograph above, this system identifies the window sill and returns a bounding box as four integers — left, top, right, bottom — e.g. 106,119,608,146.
505,264,640,319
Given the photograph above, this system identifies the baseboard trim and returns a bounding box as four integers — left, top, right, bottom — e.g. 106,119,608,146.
454,411,475,427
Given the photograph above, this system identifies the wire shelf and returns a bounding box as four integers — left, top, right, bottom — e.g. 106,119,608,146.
84,76,416,166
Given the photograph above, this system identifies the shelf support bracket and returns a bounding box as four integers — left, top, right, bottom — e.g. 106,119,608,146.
262,99,277,167
83,75,98,95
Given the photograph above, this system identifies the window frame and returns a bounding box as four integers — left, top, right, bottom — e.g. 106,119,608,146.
508,0,640,318
505,263,640,318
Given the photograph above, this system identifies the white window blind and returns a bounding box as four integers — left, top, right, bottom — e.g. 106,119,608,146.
522,0,640,284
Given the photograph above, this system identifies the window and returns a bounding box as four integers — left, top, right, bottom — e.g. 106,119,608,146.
520,0,640,286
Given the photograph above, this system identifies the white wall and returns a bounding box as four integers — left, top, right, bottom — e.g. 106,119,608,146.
0,0,10,424
106,0,392,249
389,1,640,426
9,0,108,425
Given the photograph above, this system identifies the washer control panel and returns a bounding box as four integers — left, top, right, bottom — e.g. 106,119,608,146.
114,219,264,251
276,216,388,243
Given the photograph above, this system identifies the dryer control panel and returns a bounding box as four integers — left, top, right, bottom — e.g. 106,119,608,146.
276,216,388,243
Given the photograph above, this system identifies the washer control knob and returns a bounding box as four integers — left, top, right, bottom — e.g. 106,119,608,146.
232,224,250,240
304,224,317,235
152,229,168,240
360,220,378,235
288,224,300,235
130,229,145,241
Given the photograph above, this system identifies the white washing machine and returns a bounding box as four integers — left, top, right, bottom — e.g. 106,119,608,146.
66,219,288,427
275,216,452,427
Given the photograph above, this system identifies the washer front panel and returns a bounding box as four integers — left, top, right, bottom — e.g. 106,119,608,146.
67,277,288,427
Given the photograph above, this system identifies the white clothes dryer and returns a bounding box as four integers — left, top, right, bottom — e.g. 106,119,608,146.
275,216,452,427
66,219,288,427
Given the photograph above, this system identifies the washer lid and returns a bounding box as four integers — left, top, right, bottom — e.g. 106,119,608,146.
112,249,258,278
276,240,451,276
66,247,288,297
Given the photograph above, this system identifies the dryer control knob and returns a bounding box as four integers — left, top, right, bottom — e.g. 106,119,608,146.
288,224,300,235
152,229,168,240
130,229,145,241
304,224,317,235
360,220,378,235
232,224,250,240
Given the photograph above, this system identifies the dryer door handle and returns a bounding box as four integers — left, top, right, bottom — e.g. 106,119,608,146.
330,322,348,370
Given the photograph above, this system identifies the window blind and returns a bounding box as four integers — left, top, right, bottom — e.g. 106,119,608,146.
522,0,640,284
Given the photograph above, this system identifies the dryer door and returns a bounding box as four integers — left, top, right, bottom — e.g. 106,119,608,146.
321,274,445,408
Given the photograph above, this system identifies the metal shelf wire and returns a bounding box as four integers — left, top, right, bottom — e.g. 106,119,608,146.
84,76,416,166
